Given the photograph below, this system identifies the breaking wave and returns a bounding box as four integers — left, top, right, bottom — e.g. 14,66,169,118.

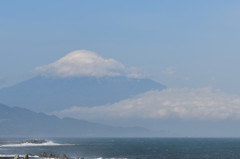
0,140,69,147
0,154,39,158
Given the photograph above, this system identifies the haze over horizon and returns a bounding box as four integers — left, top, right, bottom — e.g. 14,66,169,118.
1,0,240,137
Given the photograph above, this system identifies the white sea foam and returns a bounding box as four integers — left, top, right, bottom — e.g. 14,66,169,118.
0,154,39,158
0,154,15,157
0,141,71,147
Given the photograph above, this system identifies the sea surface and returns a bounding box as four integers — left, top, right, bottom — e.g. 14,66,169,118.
1,138,240,159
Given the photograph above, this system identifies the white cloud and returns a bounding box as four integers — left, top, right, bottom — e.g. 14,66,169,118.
35,50,140,78
54,88,240,121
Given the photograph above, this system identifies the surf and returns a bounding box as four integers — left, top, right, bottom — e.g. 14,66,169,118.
0,140,64,147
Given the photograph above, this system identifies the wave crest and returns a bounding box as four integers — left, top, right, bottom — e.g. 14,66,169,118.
0,140,64,147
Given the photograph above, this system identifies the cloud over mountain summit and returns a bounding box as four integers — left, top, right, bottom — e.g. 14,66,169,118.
35,50,139,78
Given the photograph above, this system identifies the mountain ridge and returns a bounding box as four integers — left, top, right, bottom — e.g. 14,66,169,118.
0,103,151,137
0,76,165,112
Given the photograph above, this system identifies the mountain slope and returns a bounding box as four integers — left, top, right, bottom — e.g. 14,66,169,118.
0,103,150,137
0,76,165,112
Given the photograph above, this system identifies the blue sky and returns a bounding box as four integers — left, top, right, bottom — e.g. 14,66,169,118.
1,0,240,93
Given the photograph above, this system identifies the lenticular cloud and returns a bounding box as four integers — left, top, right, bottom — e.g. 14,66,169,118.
35,50,126,78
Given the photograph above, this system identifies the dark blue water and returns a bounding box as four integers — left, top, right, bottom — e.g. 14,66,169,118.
1,138,240,159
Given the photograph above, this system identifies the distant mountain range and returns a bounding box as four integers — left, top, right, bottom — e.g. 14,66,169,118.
0,76,165,112
0,103,151,137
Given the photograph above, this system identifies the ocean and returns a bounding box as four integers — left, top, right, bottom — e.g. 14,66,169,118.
1,138,240,159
